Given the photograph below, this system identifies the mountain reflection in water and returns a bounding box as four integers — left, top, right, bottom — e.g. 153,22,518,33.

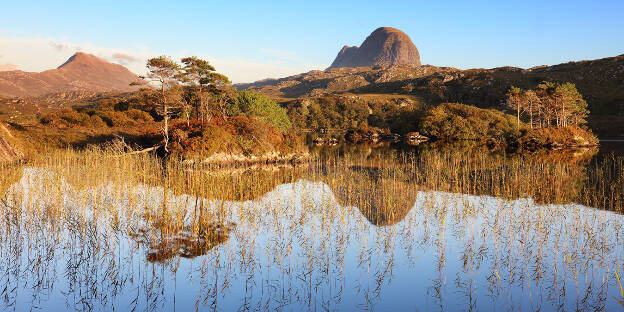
0,145,623,311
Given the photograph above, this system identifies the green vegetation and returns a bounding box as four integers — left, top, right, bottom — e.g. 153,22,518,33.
420,103,524,141
287,94,423,134
517,126,599,148
420,102,597,147
166,117,303,160
243,54,623,136
506,82,588,128
229,90,291,132
40,107,154,128
288,96,369,130
18,56,299,160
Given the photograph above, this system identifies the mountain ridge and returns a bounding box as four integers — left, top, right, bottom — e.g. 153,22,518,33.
237,53,624,136
0,52,140,98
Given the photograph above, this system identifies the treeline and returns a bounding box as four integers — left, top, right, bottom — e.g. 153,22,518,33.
287,95,423,134
419,102,598,148
506,82,588,128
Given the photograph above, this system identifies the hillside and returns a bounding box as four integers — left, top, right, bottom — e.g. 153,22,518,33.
0,122,23,162
235,65,454,98
0,52,140,98
238,54,624,137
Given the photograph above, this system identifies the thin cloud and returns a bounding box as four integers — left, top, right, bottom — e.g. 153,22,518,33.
112,53,141,65
2,34,324,83
49,41,69,51
0,63,19,71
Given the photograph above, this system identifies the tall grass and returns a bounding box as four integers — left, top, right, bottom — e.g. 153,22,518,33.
0,145,622,310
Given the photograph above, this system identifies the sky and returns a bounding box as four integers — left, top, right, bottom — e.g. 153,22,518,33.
1,0,623,83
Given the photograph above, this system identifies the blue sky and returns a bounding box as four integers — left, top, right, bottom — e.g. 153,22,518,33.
1,0,623,82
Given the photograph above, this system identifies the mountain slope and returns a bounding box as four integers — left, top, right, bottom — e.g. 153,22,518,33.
0,52,140,97
238,54,624,136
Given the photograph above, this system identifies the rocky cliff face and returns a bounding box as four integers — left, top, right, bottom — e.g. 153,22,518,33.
0,123,23,163
329,27,421,69
0,52,140,98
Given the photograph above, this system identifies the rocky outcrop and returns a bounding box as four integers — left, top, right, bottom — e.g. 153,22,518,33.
329,27,421,69
0,123,23,163
345,128,429,144
0,52,140,98
331,46,359,68
313,137,339,146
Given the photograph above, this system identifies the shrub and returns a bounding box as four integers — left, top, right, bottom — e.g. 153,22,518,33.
125,109,154,123
89,115,107,128
420,103,526,141
167,116,286,158
288,96,369,130
518,126,599,147
94,110,137,127
40,109,105,128
229,90,292,133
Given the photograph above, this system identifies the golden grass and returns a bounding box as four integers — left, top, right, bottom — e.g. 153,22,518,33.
0,145,623,310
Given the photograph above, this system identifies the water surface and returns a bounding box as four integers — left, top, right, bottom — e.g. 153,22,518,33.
1,145,623,311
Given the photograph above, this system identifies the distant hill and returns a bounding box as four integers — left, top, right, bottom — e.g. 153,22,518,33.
0,52,140,98
235,65,452,98
237,54,624,137
329,27,421,69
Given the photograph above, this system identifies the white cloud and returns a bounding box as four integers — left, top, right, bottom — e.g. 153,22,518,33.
0,35,323,83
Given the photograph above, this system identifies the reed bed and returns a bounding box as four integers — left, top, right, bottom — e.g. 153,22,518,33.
0,145,622,311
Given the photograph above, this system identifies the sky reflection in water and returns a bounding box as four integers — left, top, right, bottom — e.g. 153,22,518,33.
1,165,624,311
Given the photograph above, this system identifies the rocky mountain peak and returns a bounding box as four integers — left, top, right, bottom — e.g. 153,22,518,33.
329,27,421,69
57,52,102,69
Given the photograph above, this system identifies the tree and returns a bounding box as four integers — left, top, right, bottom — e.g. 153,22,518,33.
536,82,557,128
144,56,181,152
506,86,525,125
209,73,238,120
180,57,216,123
524,90,540,128
555,82,587,127
533,81,587,128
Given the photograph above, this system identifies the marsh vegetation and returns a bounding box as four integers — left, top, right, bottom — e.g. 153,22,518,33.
0,144,623,311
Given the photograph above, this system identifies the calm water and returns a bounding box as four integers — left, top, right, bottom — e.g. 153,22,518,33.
1,144,623,311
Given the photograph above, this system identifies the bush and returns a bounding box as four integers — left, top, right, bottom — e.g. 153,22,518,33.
125,109,154,123
94,110,137,127
420,103,526,141
288,96,369,130
368,104,421,134
40,109,107,128
518,126,599,147
288,95,423,133
89,115,107,128
229,90,292,133
167,116,287,158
